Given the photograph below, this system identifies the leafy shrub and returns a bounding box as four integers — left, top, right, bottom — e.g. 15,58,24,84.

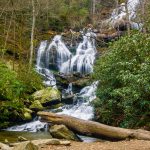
0,62,25,100
93,33,150,128
0,62,43,128
16,64,44,95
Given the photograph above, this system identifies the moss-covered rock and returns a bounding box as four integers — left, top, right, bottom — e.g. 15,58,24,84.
22,108,33,121
29,100,44,111
23,112,32,120
49,125,80,141
32,87,61,106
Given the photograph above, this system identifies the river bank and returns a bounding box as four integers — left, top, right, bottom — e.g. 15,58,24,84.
41,140,150,150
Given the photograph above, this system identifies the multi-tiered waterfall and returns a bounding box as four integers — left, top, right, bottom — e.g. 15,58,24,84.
60,31,97,74
36,30,96,78
7,30,98,133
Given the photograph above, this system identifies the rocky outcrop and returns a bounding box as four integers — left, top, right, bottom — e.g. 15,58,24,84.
49,125,80,141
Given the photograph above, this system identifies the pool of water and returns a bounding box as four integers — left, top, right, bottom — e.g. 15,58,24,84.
0,131,52,143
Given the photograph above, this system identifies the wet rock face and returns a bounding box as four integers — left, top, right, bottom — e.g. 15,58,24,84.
49,125,80,141
32,87,61,106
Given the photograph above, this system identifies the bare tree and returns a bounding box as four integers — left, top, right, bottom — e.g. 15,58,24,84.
125,0,130,35
29,0,36,70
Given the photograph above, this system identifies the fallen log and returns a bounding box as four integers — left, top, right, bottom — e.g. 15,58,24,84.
38,111,150,141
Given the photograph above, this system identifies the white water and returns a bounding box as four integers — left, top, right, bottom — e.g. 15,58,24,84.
7,120,47,132
110,0,142,30
58,81,99,120
36,40,56,87
62,83,73,98
60,31,97,74
35,31,97,87
46,35,71,70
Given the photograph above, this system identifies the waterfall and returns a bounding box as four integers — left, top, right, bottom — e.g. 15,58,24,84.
58,81,99,120
110,0,142,30
7,29,98,137
46,35,71,70
36,40,56,87
36,40,47,68
111,0,140,20
60,31,97,74
36,30,97,76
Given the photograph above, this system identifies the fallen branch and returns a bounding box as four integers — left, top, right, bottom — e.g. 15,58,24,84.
38,111,150,141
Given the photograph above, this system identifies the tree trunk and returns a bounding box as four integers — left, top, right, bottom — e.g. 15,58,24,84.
29,0,36,69
125,1,130,35
38,111,150,141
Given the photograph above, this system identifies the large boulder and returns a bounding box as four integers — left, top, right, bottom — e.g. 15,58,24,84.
12,142,38,150
32,87,61,106
49,125,80,141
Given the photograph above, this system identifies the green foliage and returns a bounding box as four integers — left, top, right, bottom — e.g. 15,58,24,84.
0,62,43,128
93,33,150,128
17,64,44,94
0,100,24,128
0,62,25,100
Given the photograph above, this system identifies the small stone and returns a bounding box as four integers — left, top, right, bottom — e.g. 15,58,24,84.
29,100,44,111
4,139,9,144
18,136,28,142
12,141,39,150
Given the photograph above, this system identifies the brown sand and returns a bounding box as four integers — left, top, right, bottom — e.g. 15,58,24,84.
41,140,150,150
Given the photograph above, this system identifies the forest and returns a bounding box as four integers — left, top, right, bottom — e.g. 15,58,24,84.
0,0,150,150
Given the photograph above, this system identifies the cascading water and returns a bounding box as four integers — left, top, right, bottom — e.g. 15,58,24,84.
36,30,97,81
36,40,56,87
7,120,47,132
60,31,97,74
46,35,71,70
7,81,99,132
58,81,99,120
110,0,142,30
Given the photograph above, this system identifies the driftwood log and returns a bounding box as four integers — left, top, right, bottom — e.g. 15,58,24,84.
38,112,150,141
